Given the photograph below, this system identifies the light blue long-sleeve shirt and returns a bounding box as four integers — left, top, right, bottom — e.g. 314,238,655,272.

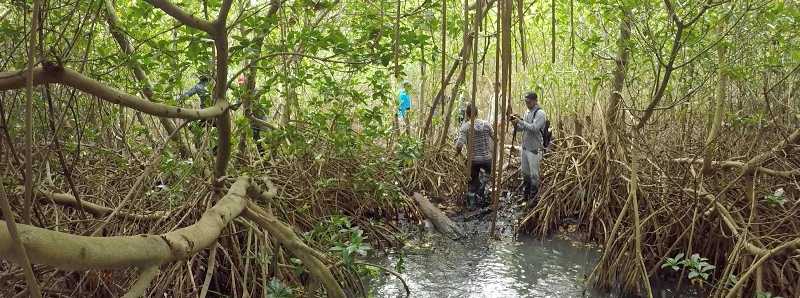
516,105,547,152
398,89,411,118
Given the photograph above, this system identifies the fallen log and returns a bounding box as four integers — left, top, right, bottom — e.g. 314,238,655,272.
412,193,464,239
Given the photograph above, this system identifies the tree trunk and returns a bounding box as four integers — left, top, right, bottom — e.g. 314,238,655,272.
490,0,513,235
550,0,556,64
701,25,727,175
24,0,40,225
604,9,632,130
418,42,427,137
517,0,527,66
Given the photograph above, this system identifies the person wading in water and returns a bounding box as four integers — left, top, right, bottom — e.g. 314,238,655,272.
455,103,495,209
510,91,547,204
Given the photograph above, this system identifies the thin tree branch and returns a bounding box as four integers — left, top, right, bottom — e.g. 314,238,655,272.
215,0,235,27
23,0,41,226
143,0,214,33
354,261,410,298
121,266,160,298
0,168,42,298
765,63,800,96
91,121,190,235
198,242,218,298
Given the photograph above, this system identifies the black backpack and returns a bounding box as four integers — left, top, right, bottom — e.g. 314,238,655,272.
533,108,552,148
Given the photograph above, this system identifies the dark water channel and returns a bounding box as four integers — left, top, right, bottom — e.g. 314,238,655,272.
368,196,700,298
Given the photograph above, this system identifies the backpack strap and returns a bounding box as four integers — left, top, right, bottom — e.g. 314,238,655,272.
532,108,542,120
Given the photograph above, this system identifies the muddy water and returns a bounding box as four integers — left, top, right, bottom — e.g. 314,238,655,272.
369,198,699,297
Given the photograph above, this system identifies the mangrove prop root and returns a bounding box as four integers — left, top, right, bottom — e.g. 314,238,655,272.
121,266,160,298
0,169,42,298
520,124,800,296
355,260,411,298
0,177,349,297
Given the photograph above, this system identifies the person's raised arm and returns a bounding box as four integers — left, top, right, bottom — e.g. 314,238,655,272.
515,109,546,132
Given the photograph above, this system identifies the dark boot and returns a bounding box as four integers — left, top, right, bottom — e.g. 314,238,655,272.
466,192,477,210
521,179,531,202
529,184,540,206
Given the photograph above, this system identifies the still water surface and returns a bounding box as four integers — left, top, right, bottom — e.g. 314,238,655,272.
369,204,698,297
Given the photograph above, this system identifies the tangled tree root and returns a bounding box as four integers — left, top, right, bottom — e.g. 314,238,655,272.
1,177,350,297
520,124,800,297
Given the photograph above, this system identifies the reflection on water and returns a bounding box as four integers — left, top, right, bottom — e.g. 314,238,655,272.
369,193,699,298
369,231,699,298
370,235,600,298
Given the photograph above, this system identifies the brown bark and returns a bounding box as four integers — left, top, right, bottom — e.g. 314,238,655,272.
491,0,512,235
210,0,235,182
635,0,711,129
466,0,483,176
604,9,632,128
0,65,229,120
517,0,527,66
143,0,214,33
436,0,472,147
550,0,556,64
426,0,447,142
418,42,427,137
0,178,250,271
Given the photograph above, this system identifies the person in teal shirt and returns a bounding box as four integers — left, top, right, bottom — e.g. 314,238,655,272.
398,81,412,118
397,81,412,134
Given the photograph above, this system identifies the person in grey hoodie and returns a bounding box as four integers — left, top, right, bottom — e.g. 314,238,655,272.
510,91,547,202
